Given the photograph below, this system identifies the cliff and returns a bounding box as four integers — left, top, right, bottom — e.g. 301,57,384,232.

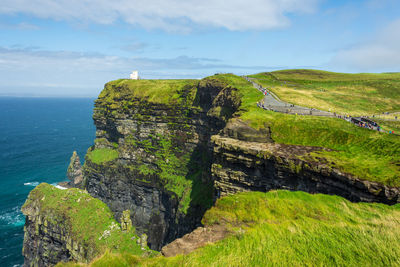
81,77,240,250
21,183,154,266
22,73,400,266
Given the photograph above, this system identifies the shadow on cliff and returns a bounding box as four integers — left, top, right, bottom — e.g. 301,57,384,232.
179,77,242,230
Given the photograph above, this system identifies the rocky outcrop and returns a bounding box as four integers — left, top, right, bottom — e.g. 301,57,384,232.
21,183,150,267
82,77,240,250
161,225,230,257
22,212,88,267
212,135,400,204
67,151,84,188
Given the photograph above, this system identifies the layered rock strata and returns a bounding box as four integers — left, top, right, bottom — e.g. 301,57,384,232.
211,135,400,204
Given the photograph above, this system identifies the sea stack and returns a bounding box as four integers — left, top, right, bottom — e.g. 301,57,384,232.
67,151,84,188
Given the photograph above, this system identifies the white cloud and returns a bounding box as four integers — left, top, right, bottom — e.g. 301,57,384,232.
331,19,400,71
0,46,272,96
0,0,318,31
0,21,40,30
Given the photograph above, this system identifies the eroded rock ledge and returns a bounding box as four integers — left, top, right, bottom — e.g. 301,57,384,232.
211,135,400,204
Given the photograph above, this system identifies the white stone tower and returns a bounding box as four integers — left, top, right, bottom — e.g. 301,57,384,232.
129,70,139,80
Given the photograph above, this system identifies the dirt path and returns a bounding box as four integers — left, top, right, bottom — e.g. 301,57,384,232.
244,76,334,117
242,76,394,133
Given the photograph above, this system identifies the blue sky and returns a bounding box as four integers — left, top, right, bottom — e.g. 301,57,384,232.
1,0,400,97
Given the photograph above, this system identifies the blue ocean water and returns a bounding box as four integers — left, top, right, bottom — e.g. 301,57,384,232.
0,97,95,266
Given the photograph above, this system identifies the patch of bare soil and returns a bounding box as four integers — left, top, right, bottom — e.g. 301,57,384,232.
161,224,230,257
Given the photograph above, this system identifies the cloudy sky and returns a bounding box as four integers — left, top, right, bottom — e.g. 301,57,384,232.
1,0,400,97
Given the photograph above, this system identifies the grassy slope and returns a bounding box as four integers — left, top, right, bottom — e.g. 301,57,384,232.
23,183,155,259
209,73,400,186
99,79,198,105
249,69,400,116
373,119,400,133
67,190,400,266
86,148,119,164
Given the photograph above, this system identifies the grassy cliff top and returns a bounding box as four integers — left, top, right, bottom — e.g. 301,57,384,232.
62,190,400,266
98,79,198,105
22,183,154,259
207,73,400,186
270,69,400,81
94,72,400,184
249,69,400,115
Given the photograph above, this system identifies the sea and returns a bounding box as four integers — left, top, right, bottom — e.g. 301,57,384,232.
0,97,96,266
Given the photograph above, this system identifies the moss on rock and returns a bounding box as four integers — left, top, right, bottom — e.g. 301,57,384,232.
22,183,156,265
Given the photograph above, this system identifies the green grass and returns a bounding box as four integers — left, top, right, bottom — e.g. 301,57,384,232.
373,119,400,133
207,73,400,186
57,251,141,267
86,148,119,164
73,190,400,266
22,183,155,263
249,69,400,116
98,79,198,105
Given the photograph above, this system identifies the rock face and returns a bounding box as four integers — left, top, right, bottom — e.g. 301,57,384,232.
211,135,400,204
22,211,87,267
22,184,102,266
21,183,149,267
82,77,240,250
67,151,84,188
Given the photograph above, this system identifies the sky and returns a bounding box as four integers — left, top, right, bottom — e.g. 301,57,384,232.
1,0,400,97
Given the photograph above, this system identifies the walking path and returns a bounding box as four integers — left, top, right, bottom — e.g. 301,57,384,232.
243,76,394,134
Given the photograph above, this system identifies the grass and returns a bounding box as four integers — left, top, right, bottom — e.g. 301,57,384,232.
69,190,400,266
249,69,400,116
56,251,141,267
86,148,119,164
98,79,198,105
22,183,156,263
373,119,400,133
209,73,400,186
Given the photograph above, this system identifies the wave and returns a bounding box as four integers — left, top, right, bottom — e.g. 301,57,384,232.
23,182,39,187
0,206,25,227
51,183,67,190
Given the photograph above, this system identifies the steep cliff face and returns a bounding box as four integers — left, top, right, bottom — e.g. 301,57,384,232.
211,134,400,204
21,183,151,267
82,77,240,250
